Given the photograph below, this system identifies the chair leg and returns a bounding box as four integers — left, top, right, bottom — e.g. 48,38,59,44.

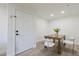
44,46,47,48
64,43,66,46
73,42,75,56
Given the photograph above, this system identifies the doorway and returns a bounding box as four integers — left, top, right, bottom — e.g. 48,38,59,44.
15,10,36,54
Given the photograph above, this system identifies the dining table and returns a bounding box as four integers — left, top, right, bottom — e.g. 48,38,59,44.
44,34,65,55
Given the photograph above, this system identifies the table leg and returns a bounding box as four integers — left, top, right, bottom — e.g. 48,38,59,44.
53,39,55,43
58,39,61,55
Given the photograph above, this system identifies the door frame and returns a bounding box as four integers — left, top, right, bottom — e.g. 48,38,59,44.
7,5,16,56
8,5,36,56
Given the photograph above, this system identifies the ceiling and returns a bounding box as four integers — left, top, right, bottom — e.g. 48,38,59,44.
14,3,79,20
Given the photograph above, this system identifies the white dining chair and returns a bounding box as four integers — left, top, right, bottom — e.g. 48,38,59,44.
44,38,55,48
63,36,75,55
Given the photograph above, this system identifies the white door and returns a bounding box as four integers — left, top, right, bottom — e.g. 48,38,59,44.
15,10,36,54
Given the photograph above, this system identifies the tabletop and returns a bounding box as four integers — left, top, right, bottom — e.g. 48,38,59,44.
44,34,64,40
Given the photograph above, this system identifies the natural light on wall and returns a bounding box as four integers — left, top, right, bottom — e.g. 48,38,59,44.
61,10,65,14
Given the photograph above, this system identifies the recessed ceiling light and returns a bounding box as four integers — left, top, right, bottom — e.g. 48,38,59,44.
61,11,65,14
50,14,54,16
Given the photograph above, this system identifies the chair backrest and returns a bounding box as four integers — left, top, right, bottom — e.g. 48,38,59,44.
64,35,66,40
69,37,75,41
45,38,53,42
64,35,75,41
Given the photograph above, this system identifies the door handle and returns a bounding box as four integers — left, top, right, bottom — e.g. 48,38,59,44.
16,33,19,35
16,30,19,35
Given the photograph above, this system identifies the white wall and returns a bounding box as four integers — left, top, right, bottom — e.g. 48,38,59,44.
7,5,16,56
34,16,48,42
0,4,8,45
0,4,8,55
7,4,37,56
7,4,48,55
48,15,79,45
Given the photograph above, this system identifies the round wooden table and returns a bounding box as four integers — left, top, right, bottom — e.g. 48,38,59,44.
44,34,64,55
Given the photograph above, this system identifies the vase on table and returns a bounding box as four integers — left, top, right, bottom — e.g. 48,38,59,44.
53,28,60,37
